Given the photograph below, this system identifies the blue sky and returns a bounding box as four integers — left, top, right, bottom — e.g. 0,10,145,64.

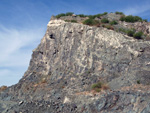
0,0,150,86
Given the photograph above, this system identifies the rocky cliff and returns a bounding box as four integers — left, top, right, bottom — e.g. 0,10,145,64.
1,16,150,113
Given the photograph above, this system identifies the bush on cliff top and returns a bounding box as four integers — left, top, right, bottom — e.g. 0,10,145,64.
56,13,66,18
56,12,74,18
65,12,74,16
115,11,124,15
120,15,143,23
83,18,100,26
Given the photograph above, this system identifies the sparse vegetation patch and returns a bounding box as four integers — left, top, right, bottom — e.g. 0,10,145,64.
91,82,109,92
120,15,143,23
109,20,118,25
101,18,109,23
137,80,141,84
65,20,77,23
115,11,124,15
56,12,74,18
133,31,143,39
55,12,148,40
126,29,136,37
83,19,100,26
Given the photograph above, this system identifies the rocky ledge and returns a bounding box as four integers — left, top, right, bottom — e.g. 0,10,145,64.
1,17,150,113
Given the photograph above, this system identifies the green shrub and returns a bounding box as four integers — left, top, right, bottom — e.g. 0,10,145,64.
91,82,109,92
65,20,70,22
110,20,118,25
96,12,107,17
115,11,124,15
56,13,66,18
83,19,100,26
88,13,108,19
133,31,143,39
65,12,74,16
92,82,102,89
120,15,142,23
56,12,74,18
94,14,103,18
124,15,135,22
103,12,108,15
143,19,148,22
137,80,140,84
120,16,125,21
133,16,142,22
126,29,136,36
88,15,96,19
101,18,109,23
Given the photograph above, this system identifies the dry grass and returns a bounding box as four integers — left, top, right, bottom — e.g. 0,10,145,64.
0,86,7,92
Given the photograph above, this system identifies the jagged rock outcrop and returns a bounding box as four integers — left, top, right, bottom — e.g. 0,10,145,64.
1,18,150,113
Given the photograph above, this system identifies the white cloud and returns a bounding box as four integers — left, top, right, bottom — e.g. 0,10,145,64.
0,24,46,86
123,4,150,15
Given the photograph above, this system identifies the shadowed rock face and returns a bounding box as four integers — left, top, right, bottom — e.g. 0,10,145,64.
1,19,150,113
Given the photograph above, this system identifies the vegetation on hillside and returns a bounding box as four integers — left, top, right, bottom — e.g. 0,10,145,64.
55,12,149,40
118,27,144,39
55,12,108,19
65,20,77,23
109,20,118,25
120,15,147,23
91,82,109,92
101,18,109,23
56,12,74,18
133,31,143,39
115,11,124,15
83,18,100,26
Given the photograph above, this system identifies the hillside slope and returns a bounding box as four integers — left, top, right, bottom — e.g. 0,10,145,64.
1,16,150,113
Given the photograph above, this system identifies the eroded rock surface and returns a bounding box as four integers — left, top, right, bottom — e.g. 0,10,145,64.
1,19,150,113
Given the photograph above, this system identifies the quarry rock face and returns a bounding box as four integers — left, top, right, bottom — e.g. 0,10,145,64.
1,18,150,113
